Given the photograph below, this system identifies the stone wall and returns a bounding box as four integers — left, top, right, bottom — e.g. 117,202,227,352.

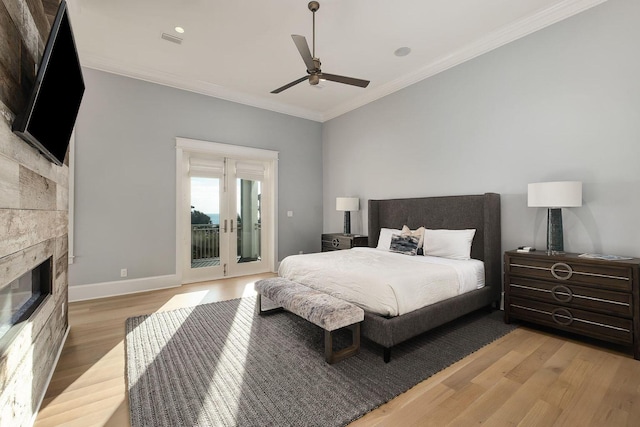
0,0,69,425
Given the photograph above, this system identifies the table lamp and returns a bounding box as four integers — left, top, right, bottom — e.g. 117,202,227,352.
528,181,582,254
336,197,359,235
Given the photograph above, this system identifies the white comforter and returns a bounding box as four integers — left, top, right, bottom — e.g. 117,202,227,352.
278,247,485,317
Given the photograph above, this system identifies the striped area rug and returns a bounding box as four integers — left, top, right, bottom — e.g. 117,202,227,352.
125,296,516,427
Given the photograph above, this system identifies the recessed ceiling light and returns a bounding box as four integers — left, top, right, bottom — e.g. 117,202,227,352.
394,47,411,57
175,26,185,34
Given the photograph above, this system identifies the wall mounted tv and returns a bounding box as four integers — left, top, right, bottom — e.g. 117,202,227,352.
12,0,85,166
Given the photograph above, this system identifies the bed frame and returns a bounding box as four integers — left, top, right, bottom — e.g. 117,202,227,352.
364,193,501,362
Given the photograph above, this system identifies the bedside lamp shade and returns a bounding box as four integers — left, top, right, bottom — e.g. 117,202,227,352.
528,181,582,208
336,197,359,235
528,181,582,254
336,197,359,212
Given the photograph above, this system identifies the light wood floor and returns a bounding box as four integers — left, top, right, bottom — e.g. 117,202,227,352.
34,273,640,427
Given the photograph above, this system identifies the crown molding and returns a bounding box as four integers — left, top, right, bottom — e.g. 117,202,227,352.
80,53,324,122
79,0,607,123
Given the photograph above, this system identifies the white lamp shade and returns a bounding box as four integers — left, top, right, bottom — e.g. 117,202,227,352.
336,197,359,211
528,181,582,208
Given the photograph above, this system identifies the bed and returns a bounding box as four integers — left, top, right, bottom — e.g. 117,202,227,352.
280,193,501,361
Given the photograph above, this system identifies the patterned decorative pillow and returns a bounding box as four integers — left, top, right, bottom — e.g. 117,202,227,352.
389,234,420,256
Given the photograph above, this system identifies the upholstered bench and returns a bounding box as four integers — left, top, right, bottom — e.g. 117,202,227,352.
254,277,364,364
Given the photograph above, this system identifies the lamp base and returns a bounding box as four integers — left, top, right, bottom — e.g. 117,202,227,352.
343,211,351,235
546,208,564,254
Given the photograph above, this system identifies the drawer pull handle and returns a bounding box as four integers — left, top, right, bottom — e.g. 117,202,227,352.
332,238,340,248
551,262,573,280
551,308,574,326
551,285,573,303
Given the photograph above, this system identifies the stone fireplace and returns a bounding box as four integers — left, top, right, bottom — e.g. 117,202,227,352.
0,1,69,425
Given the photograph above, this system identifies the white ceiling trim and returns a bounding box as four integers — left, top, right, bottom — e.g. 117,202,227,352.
79,0,607,124
80,53,324,122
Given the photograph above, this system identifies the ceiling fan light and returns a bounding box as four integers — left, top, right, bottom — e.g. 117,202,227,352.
309,74,320,85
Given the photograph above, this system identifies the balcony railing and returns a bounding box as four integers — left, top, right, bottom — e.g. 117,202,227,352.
191,223,261,264
191,224,220,260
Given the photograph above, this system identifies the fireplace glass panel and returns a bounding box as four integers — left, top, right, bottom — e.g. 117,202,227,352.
0,258,52,341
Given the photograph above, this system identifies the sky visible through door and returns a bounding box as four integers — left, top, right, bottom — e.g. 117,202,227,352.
191,177,220,224
191,177,246,225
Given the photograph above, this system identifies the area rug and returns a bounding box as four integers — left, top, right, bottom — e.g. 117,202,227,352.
125,296,516,427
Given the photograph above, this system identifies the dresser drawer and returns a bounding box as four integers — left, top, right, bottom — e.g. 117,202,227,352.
322,235,352,250
509,296,633,346
508,257,632,292
507,277,633,318
321,234,368,251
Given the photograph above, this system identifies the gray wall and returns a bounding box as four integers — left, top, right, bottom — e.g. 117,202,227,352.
71,69,322,286
323,0,640,257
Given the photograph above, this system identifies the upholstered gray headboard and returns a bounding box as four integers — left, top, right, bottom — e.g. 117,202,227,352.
368,193,501,293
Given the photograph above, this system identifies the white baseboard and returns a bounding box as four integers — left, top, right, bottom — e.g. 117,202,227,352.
69,274,180,302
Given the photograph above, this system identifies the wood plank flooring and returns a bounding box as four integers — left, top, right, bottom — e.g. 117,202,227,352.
34,273,640,426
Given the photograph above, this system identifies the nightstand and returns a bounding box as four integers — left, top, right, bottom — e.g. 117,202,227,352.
504,250,640,360
321,233,368,252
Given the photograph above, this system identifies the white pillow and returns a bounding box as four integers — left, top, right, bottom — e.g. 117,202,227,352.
424,229,476,260
376,228,402,250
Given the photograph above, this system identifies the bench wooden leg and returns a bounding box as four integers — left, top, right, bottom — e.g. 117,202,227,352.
324,323,361,364
255,293,284,316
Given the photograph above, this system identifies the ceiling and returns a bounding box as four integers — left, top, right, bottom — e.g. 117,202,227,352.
66,0,605,122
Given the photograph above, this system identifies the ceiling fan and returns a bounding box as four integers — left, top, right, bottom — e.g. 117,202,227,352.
271,1,370,94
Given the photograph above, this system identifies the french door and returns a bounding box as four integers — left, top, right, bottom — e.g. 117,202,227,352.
177,139,277,284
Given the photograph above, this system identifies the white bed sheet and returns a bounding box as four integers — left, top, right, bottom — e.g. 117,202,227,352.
278,247,485,317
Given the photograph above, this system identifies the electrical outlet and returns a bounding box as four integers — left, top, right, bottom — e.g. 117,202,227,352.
120,268,128,277
287,211,294,217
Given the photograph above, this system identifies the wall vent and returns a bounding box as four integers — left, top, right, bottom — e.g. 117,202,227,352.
161,33,183,44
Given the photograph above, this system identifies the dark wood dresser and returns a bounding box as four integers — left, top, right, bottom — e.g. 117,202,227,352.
321,233,368,252
504,250,640,360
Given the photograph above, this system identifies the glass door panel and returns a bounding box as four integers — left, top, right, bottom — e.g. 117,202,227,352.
190,176,220,269
186,176,224,281
236,178,261,264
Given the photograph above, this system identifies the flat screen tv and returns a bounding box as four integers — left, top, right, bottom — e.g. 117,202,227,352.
12,0,85,166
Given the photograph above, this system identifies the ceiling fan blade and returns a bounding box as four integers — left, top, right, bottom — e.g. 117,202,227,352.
291,34,316,72
271,76,309,94
321,73,370,88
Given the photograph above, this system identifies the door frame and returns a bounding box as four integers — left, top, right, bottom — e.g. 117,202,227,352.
175,137,279,284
